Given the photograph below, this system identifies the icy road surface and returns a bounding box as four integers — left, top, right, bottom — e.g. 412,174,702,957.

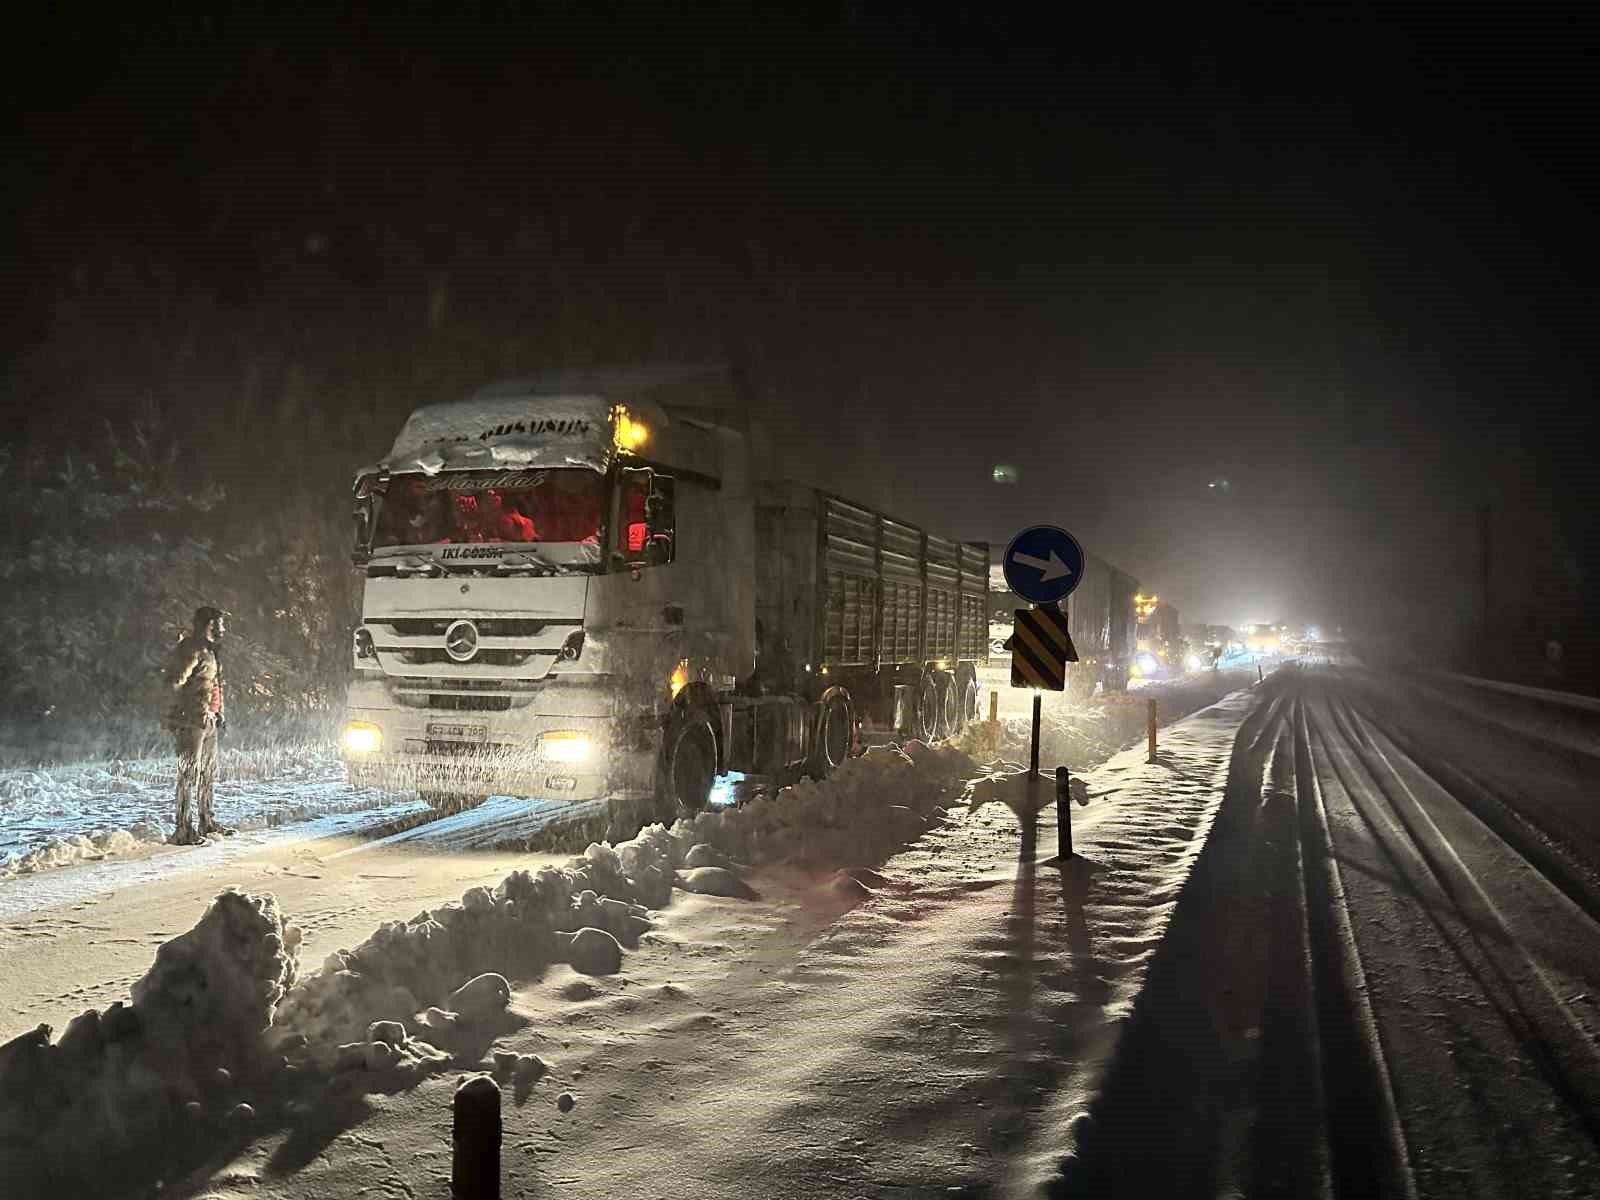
1059,664,1600,1199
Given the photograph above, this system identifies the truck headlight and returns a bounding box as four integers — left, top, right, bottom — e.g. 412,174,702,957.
343,721,382,754
539,730,592,763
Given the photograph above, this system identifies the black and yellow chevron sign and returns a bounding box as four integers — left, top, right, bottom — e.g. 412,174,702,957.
1010,605,1079,691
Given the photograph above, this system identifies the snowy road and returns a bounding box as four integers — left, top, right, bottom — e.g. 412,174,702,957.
1062,664,1600,1199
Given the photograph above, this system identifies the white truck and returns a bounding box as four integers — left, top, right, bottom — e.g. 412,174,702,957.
342,366,990,838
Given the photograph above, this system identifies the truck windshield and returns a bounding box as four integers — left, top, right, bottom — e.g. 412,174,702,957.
374,469,605,549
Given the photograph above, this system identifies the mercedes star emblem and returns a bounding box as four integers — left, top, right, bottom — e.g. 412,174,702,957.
444,619,480,662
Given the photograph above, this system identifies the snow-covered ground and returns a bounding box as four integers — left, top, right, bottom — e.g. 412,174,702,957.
0,744,396,879
24,661,1596,1198
0,678,1260,1200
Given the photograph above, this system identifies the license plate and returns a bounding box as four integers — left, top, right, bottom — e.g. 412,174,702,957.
426,722,487,742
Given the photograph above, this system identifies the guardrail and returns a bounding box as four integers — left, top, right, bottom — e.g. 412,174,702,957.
1426,670,1600,714
1413,669,1600,763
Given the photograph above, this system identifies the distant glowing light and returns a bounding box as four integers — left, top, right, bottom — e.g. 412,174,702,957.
992,464,1020,485
669,659,690,698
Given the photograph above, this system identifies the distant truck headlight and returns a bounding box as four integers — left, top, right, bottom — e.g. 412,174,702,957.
343,721,382,754
539,730,593,763
1185,653,1203,671
1137,653,1160,675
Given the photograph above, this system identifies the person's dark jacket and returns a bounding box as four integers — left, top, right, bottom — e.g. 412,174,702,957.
162,635,223,731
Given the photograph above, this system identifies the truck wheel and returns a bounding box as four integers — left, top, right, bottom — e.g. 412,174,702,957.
937,673,960,738
809,693,852,779
956,670,978,730
913,675,940,742
659,711,717,818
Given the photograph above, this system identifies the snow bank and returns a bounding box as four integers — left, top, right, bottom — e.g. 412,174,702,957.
0,826,148,878
668,741,976,868
0,890,299,1187
0,739,979,1194
273,738,973,1053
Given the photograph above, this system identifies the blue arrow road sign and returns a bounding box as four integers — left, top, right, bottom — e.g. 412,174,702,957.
1002,525,1086,605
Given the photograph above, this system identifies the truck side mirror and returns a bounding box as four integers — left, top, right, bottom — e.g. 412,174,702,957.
351,469,388,563
644,474,676,566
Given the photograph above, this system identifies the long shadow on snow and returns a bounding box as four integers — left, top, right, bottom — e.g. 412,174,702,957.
109,1008,533,1200
1046,677,1292,1199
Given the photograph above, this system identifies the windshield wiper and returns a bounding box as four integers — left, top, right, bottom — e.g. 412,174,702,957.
392,555,445,577
494,550,571,576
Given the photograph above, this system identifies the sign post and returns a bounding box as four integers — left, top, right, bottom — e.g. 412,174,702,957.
1002,525,1086,860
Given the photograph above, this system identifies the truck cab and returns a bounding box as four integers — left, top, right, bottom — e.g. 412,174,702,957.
343,369,754,831
342,366,990,839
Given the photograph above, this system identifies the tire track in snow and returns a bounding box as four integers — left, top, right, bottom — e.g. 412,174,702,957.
1293,691,1416,1200
1307,678,1600,1197
1347,680,1600,933
1334,697,1600,1131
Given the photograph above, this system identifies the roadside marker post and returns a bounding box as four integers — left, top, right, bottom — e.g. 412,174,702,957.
453,1073,501,1200
1147,699,1158,763
1056,766,1073,859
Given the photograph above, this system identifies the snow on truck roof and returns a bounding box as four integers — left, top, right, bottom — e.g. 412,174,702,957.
374,363,743,475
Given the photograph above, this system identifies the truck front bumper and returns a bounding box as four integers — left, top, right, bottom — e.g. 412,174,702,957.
341,667,675,807
342,750,654,803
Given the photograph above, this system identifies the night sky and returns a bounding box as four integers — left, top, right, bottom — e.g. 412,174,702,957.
7,3,1595,631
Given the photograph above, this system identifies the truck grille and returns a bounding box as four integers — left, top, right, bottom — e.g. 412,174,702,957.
395,648,535,667
381,617,553,638
366,615,582,709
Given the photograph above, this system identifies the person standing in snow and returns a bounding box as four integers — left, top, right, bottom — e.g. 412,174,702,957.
161,606,229,845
